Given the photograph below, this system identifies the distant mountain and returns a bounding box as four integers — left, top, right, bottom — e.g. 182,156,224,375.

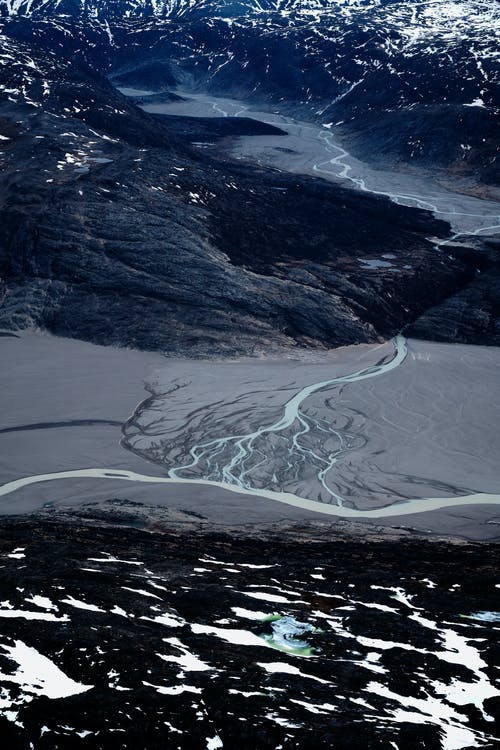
2,0,409,19
2,0,498,184
0,0,498,22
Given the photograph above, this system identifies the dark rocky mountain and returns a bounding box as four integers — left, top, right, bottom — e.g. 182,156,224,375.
407,236,500,344
0,0,499,353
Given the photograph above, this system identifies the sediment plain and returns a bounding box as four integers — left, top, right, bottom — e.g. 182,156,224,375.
1,330,499,541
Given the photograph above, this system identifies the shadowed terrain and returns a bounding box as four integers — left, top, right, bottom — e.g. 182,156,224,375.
0,519,499,749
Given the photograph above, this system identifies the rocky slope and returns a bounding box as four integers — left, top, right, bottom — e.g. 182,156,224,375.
0,2,498,353
408,237,500,345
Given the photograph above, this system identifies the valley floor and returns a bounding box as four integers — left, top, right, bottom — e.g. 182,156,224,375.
140,90,500,238
1,330,499,541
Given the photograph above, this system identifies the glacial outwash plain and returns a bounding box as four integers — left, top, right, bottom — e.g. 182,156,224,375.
0,0,500,748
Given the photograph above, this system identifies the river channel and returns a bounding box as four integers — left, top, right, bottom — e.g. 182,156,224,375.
137,89,500,238
1,91,499,528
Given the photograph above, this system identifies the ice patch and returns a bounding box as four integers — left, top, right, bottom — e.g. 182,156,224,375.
0,640,92,700
191,624,266,648
110,605,129,618
206,734,223,749
365,680,494,750
159,638,211,672
231,607,269,621
240,591,292,604
88,555,143,566
0,609,69,622
140,612,185,628
24,595,57,611
60,596,105,613
464,611,500,623
121,587,162,600
7,548,25,559
290,698,336,714
143,681,201,696
464,98,486,108
257,662,330,684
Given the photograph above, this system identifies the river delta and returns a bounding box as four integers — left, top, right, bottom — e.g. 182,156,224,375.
1,327,499,540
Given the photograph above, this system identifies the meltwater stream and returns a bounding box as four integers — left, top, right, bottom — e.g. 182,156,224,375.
1,334,499,519
182,91,500,237
167,335,408,505
1,91,499,519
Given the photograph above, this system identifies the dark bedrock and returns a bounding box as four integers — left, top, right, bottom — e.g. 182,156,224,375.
0,519,498,749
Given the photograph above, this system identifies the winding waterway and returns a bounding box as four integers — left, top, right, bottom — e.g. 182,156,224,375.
167,335,408,505
138,89,500,237
1,91,498,523
0,468,499,519
1,334,499,520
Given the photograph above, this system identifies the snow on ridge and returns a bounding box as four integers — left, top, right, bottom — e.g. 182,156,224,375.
1,0,498,33
0,0,498,65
